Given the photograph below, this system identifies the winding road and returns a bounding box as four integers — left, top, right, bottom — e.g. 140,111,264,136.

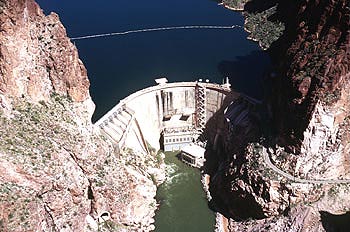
262,148,350,184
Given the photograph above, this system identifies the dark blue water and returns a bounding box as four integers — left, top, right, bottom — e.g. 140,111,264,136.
36,0,270,122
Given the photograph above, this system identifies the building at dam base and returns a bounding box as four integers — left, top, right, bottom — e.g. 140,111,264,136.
95,78,234,158
163,125,196,151
180,144,206,168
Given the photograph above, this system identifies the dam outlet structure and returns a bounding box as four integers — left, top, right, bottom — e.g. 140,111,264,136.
95,78,234,155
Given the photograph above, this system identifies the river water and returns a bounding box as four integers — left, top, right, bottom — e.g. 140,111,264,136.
155,152,214,231
37,0,269,231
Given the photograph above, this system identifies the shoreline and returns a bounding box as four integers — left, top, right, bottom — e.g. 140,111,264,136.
243,19,269,50
222,4,244,12
201,173,229,232
218,2,244,11
220,2,268,51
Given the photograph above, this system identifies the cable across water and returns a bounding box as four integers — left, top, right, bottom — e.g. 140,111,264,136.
70,25,243,40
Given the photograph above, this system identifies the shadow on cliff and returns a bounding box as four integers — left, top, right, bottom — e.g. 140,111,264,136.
201,92,266,220
244,0,279,13
320,211,350,232
217,50,270,100
199,48,274,221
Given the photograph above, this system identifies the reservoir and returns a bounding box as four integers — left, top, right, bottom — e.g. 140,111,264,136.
37,0,270,231
36,0,269,122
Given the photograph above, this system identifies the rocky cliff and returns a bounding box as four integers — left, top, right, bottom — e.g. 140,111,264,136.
270,0,350,149
210,0,350,231
0,0,163,231
0,0,90,103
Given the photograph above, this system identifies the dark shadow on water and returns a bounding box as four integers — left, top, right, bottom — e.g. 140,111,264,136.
244,0,279,13
217,50,270,100
320,211,350,232
200,50,272,220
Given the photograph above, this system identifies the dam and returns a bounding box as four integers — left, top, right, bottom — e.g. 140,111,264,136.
95,78,234,155
94,78,236,230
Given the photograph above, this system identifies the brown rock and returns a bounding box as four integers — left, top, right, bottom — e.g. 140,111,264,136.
269,0,350,147
0,1,163,231
209,0,350,231
298,76,312,99
0,0,90,103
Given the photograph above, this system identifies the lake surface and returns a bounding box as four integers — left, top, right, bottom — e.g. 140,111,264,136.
36,0,270,231
36,0,270,122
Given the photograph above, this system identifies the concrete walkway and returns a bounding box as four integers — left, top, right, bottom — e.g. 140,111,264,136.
262,148,350,184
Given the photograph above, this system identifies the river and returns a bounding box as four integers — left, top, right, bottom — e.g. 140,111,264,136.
36,0,270,231
155,152,214,231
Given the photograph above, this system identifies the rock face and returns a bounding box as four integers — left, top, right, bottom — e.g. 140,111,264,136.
0,0,89,103
270,0,350,147
221,0,251,11
0,0,164,231
0,97,163,231
208,0,350,231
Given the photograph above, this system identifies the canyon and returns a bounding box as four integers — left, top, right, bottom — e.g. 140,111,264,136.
0,0,349,231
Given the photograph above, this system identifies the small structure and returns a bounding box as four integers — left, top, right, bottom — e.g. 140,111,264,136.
155,78,168,85
162,112,199,152
180,144,205,168
221,77,231,89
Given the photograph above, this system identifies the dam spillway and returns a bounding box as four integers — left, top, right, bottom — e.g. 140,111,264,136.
95,79,235,154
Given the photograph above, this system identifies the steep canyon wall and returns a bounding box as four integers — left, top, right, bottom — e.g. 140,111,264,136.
210,0,350,231
0,1,164,231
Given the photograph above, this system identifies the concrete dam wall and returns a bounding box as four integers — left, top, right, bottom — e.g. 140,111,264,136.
95,80,233,154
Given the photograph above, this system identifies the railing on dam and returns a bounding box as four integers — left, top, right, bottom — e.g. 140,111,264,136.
163,126,196,135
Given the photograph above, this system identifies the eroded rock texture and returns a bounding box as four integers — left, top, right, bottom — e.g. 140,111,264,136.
209,0,350,231
0,0,89,103
270,0,350,147
0,1,163,231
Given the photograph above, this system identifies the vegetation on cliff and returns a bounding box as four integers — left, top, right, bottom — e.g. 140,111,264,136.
210,1,350,231
223,0,349,150
222,0,250,10
268,0,350,147
0,0,165,231
0,93,163,231
221,0,285,49
244,5,284,50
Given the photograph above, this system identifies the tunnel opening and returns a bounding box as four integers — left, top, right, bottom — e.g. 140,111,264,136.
320,211,350,232
98,212,111,222
87,185,94,200
100,212,109,217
